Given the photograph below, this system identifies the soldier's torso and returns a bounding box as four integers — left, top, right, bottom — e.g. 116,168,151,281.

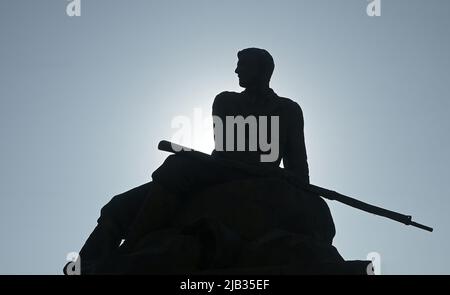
212,90,296,167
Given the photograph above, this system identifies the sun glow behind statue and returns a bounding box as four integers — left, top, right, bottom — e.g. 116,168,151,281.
168,79,239,155
170,106,216,154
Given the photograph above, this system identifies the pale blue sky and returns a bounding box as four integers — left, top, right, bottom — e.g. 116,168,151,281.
0,0,449,274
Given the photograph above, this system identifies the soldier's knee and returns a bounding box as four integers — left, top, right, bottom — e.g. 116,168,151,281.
312,196,336,243
163,154,191,169
152,154,191,181
99,194,123,221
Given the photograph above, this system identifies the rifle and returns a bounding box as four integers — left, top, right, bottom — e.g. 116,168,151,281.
158,140,433,233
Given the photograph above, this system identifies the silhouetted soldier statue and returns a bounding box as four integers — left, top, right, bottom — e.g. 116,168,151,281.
70,48,327,274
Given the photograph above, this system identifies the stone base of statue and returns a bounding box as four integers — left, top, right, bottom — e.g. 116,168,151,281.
84,177,370,275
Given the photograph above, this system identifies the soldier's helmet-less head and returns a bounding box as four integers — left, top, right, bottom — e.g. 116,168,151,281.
235,48,275,88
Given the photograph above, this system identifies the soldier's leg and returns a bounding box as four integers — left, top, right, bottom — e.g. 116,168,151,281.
97,182,152,236
76,182,152,273
122,154,250,251
151,154,250,195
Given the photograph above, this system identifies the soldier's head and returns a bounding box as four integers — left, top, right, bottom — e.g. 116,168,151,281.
235,48,275,89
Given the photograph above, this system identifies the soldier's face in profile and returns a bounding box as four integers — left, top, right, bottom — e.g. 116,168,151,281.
235,57,260,88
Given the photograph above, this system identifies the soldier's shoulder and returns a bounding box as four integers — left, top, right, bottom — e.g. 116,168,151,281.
276,95,303,113
213,91,241,106
215,91,241,100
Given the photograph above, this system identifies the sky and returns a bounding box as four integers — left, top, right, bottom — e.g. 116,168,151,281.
0,0,449,274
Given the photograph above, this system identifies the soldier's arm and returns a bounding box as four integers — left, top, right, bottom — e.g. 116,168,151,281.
212,92,225,117
211,92,227,156
283,102,310,184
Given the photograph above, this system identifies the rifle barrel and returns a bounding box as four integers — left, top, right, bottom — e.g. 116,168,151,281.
157,140,433,232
